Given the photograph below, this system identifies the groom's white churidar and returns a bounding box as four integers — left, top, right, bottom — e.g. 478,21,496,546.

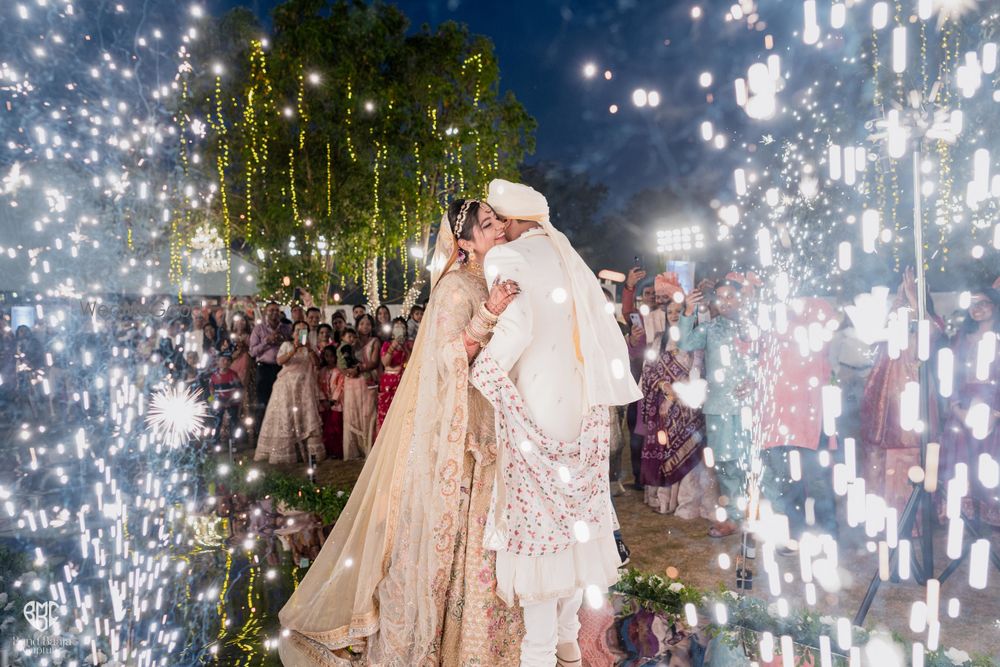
470,180,642,667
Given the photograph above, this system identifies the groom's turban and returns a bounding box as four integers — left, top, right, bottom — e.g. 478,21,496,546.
487,179,550,223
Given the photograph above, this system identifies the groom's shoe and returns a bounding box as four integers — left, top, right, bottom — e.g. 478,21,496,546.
616,536,631,568
555,641,582,667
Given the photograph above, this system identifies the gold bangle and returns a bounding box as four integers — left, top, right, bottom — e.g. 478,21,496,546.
478,302,500,324
465,305,496,346
464,324,489,347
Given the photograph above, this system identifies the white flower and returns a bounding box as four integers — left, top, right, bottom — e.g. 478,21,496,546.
819,615,836,626
634,576,644,583
668,583,685,593
944,648,971,665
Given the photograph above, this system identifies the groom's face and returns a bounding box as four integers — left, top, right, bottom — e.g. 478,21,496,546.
500,215,531,242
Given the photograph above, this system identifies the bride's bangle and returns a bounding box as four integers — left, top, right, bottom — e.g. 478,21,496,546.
478,302,500,324
465,303,498,346
463,327,487,348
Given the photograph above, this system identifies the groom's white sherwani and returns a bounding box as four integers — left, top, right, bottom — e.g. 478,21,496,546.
470,227,622,667
471,179,641,667
484,228,586,442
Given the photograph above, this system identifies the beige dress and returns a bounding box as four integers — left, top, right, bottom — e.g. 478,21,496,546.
278,268,523,667
342,338,379,461
254,342,326,464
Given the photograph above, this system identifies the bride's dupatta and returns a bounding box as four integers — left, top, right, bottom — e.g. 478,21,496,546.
279,217,482,666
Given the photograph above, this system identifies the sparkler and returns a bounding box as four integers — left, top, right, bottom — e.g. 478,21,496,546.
616,0,1000,660
146,382,209,447
0,2,269,664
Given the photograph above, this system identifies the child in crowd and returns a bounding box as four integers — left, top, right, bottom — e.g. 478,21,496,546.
209,350,244,448
183,351,208,396
337,327,359,371
318,345,344,459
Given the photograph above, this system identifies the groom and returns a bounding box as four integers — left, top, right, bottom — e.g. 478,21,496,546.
471,180,641,667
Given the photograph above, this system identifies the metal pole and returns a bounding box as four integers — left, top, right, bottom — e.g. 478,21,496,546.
913,149,926,322
912,148,935,576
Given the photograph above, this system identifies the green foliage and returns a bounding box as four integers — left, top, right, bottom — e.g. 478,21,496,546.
185,0,535,302
206,461,351,524
613,567,703,621
520,162,609,269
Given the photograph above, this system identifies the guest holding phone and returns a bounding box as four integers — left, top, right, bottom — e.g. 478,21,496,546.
342,314,380,460
253,321,326,465
376,317,413,436
621,264,666,490
249,301,292,427
622,262,666,351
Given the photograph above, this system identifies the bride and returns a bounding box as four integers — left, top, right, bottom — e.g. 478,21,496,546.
278,198,525,666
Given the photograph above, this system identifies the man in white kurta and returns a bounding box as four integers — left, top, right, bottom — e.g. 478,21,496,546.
470,180,642,667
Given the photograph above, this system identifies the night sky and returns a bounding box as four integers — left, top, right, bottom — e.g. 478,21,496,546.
215,0,768,210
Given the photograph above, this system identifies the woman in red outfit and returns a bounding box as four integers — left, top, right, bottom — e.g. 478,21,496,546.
376,317,413,436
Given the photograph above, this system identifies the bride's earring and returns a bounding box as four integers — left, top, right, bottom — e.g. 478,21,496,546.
468,248,476,263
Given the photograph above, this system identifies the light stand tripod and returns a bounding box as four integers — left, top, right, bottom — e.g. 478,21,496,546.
854,148,938,625
853,142,1000,623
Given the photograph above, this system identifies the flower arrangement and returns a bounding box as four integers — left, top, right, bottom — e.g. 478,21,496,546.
204,460,351,525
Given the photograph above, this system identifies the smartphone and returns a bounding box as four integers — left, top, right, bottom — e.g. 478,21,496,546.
298,329,308,345
629,312,642,329
633,255,643,270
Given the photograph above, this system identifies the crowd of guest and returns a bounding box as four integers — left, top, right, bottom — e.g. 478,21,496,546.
3,263,996,550
0,296,425,467
611,265,1000,551
220,298,421,465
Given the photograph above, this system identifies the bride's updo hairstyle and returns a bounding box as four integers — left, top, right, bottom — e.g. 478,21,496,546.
446,198,486,266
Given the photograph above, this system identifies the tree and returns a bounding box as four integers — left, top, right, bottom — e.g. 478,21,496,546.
599,185,719,279
520,162,608,268
183,0,535,303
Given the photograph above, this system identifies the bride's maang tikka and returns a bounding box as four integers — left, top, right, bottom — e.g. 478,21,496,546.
453,199,478,238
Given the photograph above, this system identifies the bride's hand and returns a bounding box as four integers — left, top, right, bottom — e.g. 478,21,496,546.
486,278,521,316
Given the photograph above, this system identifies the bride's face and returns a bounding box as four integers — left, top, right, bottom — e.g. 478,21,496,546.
461,205,507,259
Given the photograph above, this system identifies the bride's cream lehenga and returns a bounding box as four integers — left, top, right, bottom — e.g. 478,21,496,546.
278,220,524,667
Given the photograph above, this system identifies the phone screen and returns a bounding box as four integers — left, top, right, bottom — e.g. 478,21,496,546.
299,329,308,345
